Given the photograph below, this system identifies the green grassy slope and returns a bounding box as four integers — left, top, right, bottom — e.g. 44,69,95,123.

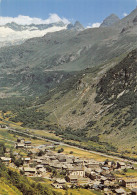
17,49,136,153
0,49,136,155
0,162,62,195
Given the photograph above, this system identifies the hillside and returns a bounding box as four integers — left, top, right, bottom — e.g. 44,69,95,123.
12,49,136,152
0,8,137,96
0,162,62,195
0,8,137,154
0,143,63,195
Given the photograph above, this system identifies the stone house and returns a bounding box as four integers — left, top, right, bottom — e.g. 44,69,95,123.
46,150,55,156
55,178,66,184
38,167,46,173
23,157,31,164
66,175,78,183
85,168,92,177
15,143,25,149
100,176,107,184
52,178,66,188
0,157,11,165
67,166,85,177
57,155,67,162
24,141,32,148
132,188,137,195
86,161,100,170
50,162,63,169
73,159,83,165
36,165,46,174
36,164,44,170
36,159,42,164
122,178,137,189
50,159,59,164
62,164,73,170
66,158,73,164
67,155,75,161
23,167,36,177
104,160,116,168
114,188,126,195
49,156,57,161
89,171,99,180
42,160,50,166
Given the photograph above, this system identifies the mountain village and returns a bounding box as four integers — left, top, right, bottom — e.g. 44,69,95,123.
1,136,137,195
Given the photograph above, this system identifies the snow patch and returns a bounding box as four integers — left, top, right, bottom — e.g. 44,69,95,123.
0,25,67,45
117,90,125,99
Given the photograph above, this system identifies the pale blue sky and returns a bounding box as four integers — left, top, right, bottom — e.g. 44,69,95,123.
0,0,136,27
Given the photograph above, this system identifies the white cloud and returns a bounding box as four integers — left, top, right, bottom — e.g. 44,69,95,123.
87,22,101,29
0,14,70,25
0,0,2,3
91,23,101,28
123,13,128,17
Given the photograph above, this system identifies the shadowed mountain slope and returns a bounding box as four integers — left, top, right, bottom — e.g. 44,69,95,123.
28,49,136,151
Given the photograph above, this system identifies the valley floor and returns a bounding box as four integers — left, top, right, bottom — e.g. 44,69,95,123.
0,126,137,195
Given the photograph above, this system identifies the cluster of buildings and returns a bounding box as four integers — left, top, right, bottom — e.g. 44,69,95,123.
15,137,32,149
1,137,137,194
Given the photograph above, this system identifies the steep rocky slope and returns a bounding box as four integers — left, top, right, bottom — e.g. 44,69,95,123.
33,49,137,150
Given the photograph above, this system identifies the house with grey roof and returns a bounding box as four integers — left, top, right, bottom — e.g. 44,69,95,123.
114,188,126,195
15,143,25,149
0,157,11,165
23,167,37,177
66,175,78,183
67,166,85,177
22,157,31,164
52,178,66,189
86,161,100,169
122,178,137,189
132,188,137,195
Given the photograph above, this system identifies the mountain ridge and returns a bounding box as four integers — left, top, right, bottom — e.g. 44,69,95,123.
0,20,84,48
100,14,120,27
0,8,137,97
